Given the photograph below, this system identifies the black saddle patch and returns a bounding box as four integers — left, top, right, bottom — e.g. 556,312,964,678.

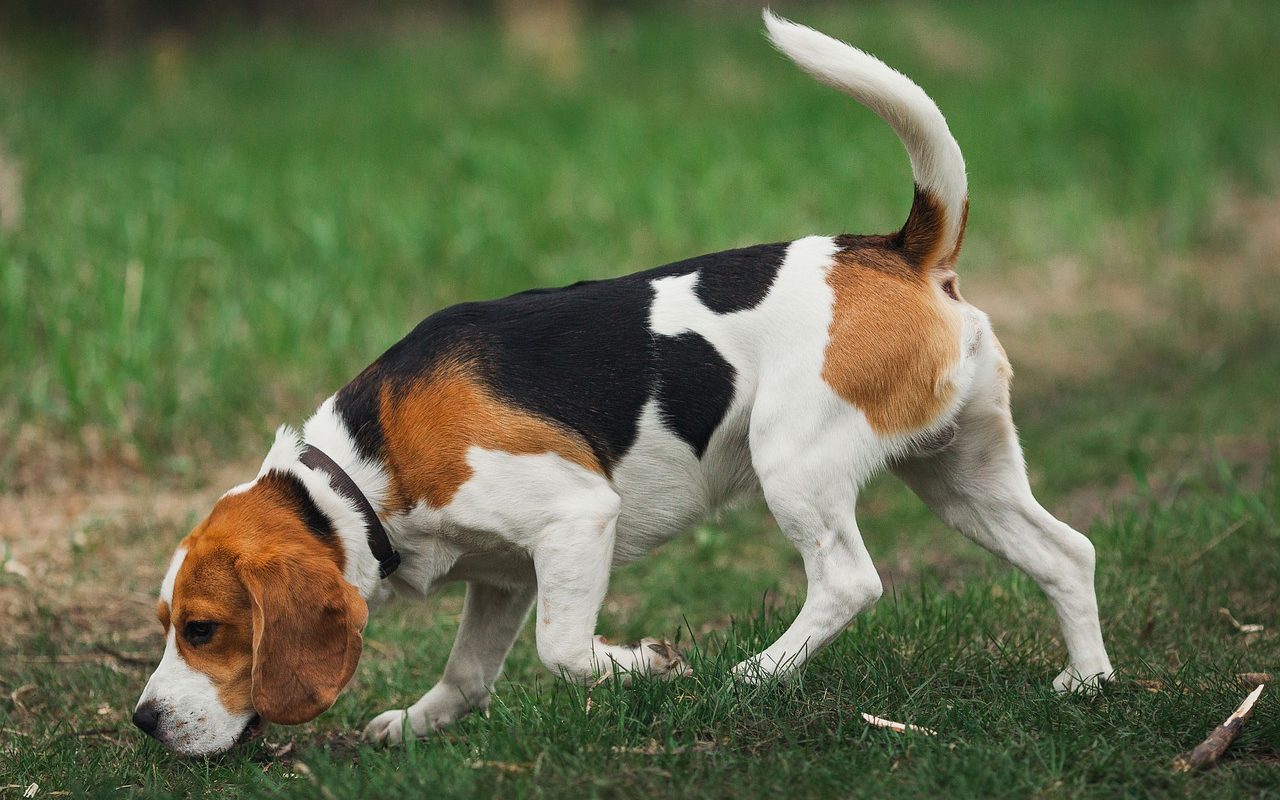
687,243,788,314
654,333,737,457
334,361,389,466
335,242,790,472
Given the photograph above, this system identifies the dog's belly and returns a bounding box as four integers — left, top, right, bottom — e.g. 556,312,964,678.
610,397,757,564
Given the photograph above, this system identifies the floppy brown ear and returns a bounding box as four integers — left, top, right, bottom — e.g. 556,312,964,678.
242,557,369,725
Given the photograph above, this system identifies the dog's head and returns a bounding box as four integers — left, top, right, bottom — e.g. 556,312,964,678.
134,436,368,756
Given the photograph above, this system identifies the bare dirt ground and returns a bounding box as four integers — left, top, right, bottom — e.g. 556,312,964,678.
0,461,252,653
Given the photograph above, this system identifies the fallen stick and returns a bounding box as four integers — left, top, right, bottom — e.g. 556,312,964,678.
14,650,150,667
92,644,156,667
861,712,936,736
1183,518,1248,566
1172,684,1265,772
584,669,613,715
1220,608,1265,634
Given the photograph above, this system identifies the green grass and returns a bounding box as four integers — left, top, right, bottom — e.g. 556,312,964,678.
3,1,1280,797
5,415,1280,798
2,0,1278,465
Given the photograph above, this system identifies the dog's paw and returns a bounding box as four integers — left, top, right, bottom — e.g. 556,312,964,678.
364,684,483,745
1052,666,1112,694
363,709,412,746
729,656,792,685
640,638,692,679
590,635,691,680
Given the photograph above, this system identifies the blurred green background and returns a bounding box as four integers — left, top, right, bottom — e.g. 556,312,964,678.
1,2,1278,798
3,0,1278,478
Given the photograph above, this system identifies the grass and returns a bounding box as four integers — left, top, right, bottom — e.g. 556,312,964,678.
5,424,1280,798
3,1,1280,797
2,0,1279,467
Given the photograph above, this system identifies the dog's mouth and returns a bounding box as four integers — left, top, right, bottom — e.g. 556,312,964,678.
238,714,265,744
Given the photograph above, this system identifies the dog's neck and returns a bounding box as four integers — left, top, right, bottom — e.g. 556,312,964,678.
297,395,462,605
286,396,392,603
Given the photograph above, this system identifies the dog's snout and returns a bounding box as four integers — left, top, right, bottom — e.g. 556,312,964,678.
132,701,162,738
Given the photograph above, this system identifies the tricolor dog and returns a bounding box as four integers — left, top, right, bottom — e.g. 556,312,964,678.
134,12,1114,756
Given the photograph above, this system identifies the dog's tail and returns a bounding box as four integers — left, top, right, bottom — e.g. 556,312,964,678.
763,10,968,270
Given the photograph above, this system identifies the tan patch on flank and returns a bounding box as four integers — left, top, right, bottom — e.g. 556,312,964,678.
380,360,602,510
822,244,962,435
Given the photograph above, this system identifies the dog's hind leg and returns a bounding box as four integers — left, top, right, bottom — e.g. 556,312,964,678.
891,398,1114,691
734,412,884,681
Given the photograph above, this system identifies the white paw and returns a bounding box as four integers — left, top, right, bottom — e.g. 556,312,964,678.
730,660,766,685
592,636,692,681
1053,665,1112,694
638,638,692,679
730,651,803,684
363,709,411,746
364,684,484,746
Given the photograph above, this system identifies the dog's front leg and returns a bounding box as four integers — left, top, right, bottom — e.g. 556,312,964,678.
365,581,535,745
531,499,689,683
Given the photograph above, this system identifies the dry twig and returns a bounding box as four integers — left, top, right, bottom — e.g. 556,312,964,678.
42,727,123,747
1172,684,1266,772
1184,518,1248,566
861,713,937,736
584,669,613,715
466,760,532,773
91,644,155,667
610,738,720,755
1220,608,1264,634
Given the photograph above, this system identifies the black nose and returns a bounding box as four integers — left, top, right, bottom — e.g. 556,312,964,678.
132,701,162,738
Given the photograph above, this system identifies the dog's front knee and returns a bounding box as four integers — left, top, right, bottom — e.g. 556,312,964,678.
803,545,883,622
537,639,596,683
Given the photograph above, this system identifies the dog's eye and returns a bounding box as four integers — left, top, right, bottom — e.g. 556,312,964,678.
184,621,217,645
941,278,959,300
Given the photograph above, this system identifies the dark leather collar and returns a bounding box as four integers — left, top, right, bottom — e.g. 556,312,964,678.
299,444,400,579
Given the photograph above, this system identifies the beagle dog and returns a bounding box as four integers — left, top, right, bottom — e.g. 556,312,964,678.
134,12,1114,756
